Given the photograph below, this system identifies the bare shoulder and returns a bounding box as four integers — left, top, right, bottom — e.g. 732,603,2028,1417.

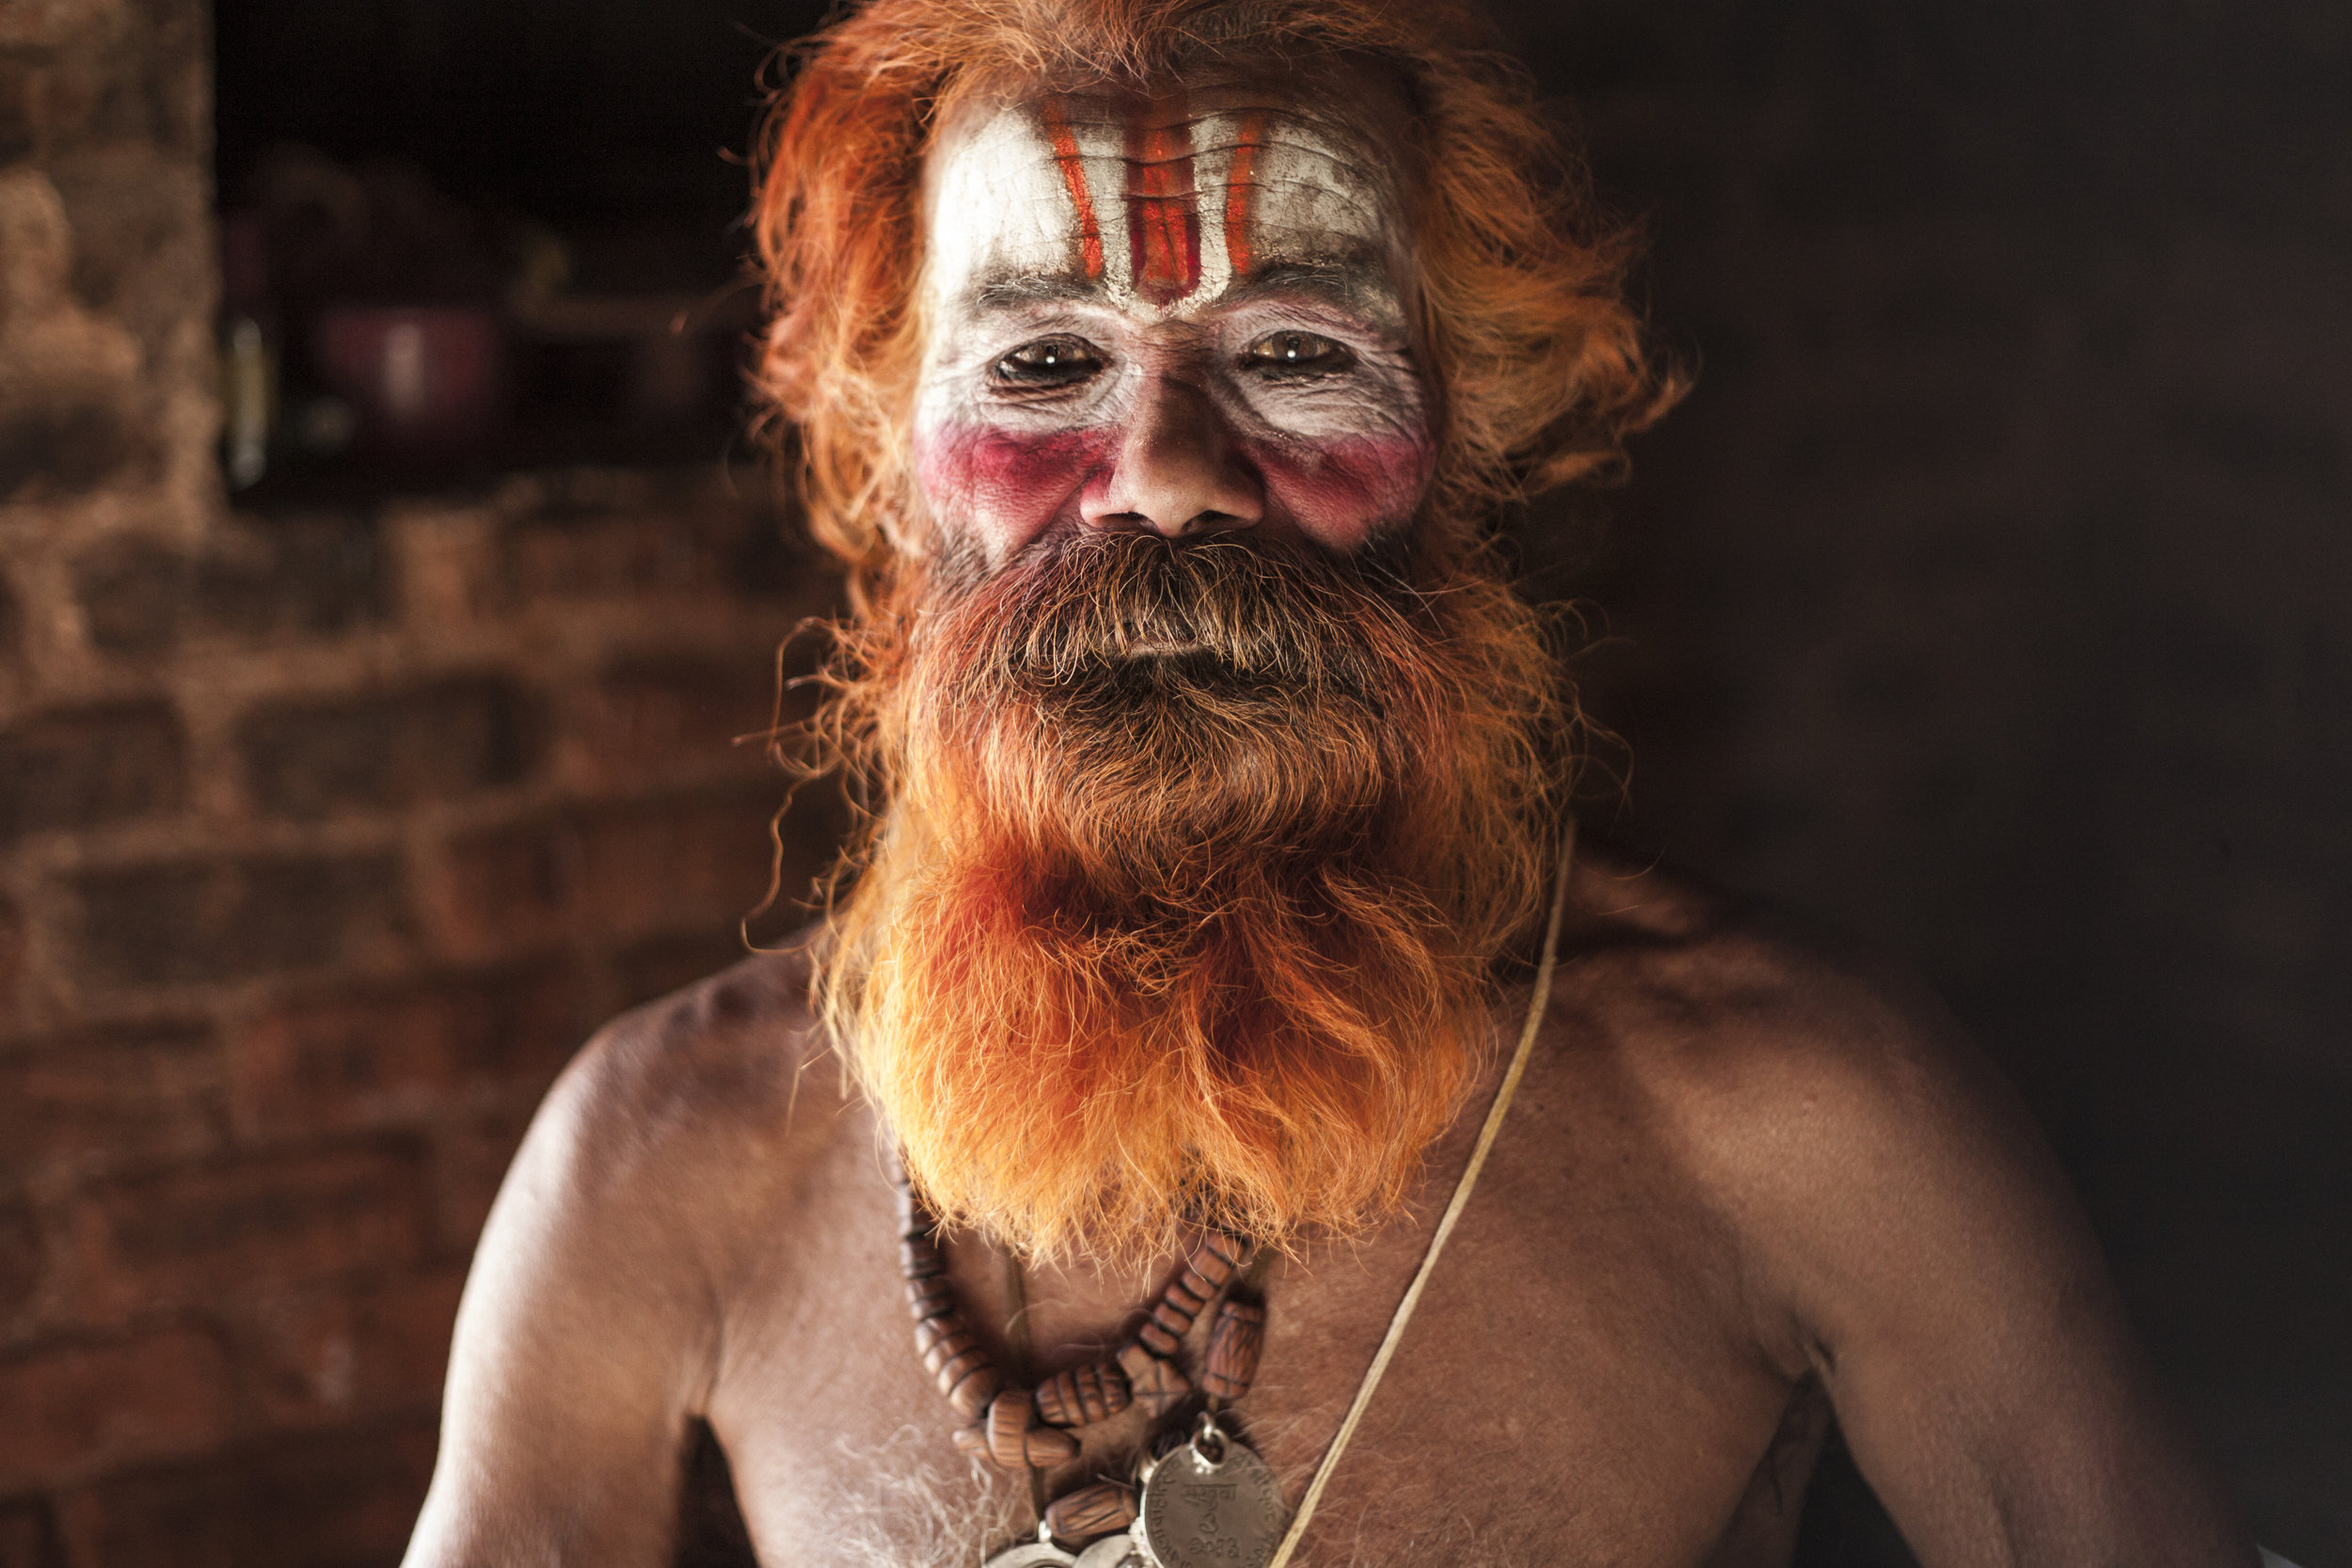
464,932,860,1349
1539,843,2071,1363
411,937,860,1565
509,934,859,1238
1546,838,1967,1092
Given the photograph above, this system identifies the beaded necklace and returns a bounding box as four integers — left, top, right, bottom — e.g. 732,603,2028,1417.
892,820,1576,1568
890,1157,1268,1558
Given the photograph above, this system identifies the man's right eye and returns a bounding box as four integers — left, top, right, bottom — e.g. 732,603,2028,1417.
991,337,1104,388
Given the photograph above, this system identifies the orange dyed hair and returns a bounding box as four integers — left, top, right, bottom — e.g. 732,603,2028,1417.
750,0,1678,609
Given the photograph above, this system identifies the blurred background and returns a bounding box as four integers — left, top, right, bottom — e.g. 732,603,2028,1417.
0,0,2344,1564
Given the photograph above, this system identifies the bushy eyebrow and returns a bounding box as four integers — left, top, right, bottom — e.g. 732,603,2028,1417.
952,258,1403,324
963,273,1104,313
1215,259,1398,317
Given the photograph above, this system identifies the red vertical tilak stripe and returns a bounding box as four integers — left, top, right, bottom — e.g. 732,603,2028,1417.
1123,93,1200,305
1038,99,1104,280
1222,110,1267,279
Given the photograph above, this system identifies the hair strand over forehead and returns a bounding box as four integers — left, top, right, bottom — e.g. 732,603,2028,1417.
749,0,1681,610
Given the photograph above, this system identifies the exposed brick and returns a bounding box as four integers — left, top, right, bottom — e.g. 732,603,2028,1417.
72,516,385,657
0,1201,40,1322
431,1103,535,1251
232,963,580,1138
0,0,115,52
0,576,22,673
492,471,832,611
0,1330,233,1487
64,851,406,989
0,703,184,842
0,1497,66,1568
56,1416,437,1568
0,399,150,505
67,1147,429,1317
0,166,72,308
221,1267,464,1430
239,677,543,820
581,785,818,941
425,812,576,957
573,656,784,788
614,930,754,1011
0,1023,223,1184
0,62,33,167
430,784,790,953
48,143,207,359
0,896,23,1018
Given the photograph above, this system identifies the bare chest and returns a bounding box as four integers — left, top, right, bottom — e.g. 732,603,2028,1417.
700,1128,1808,1567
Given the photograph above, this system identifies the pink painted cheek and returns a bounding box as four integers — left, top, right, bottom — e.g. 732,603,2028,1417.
916,424,1112,558
1248,433,1437,552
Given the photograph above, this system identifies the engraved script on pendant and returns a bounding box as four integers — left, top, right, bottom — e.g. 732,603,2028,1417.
1138,1441,1285,1568
983,1544,1077,1568
1073,1534,1149,1568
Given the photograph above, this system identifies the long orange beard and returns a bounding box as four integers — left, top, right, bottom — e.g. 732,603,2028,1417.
813,530,1562,1260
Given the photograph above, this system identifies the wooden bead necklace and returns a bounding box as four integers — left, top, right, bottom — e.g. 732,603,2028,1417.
888,817,1577,1568
890,1154,1275,1564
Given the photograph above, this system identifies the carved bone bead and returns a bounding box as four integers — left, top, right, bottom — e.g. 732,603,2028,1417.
1024,1423,1080,1467
945,1361,1002,1418
906,1273,957,1322
1044,1480,1138,1543
896,1189,933,1242
898,1234,946,1279
985,1388,1080,1469
1193,1234,1252,1285
1201,1298,1266,1402
1161,1265,1212,1318
984,1389,1036,1467
1147,1298,1194,1338
951,1423,991,1460
1116,1338,1192,1419
1033,1358,1132,1427
917,1318,977,1370
914,1313,973,1358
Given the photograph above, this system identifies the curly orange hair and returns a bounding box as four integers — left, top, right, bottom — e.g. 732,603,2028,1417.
750,0,1677,610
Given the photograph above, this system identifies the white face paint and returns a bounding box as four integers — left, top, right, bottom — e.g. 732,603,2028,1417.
913,75,1437,564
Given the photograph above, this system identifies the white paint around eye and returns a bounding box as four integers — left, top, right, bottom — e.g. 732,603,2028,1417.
914,87,1429,456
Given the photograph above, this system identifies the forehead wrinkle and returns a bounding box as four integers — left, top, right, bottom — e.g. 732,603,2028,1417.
924,80,1417,326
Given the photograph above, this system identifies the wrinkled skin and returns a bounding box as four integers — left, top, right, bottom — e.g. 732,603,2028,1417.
405,70,2255,1568
912,71,1436,562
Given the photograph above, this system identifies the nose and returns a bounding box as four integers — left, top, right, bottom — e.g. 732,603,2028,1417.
1080,374,1263,538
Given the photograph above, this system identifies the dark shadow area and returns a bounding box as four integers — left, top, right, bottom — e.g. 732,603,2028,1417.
1793,1428,1921,1568
675,1421,759,1568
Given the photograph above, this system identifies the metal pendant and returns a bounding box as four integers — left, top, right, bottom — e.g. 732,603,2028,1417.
1136,1415,1288,1568
984,1526,1078,1568
1073,1531,1150,1568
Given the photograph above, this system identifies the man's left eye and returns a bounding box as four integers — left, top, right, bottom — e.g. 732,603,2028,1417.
1242,330,1353,375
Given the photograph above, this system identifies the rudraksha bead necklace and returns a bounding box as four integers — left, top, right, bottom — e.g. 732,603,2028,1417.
890,819,1576,1568
890,1154,1271,1560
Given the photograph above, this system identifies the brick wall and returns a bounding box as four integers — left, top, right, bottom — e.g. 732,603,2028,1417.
0,454,835,1563
0,5,837,1552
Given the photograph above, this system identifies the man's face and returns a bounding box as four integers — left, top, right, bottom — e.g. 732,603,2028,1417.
831,70,1558,1257
912,71,1435,566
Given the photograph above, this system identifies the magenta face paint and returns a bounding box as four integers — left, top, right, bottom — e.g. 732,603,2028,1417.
914,75,1433,564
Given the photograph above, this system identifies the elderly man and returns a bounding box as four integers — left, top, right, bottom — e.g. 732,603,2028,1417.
404,2,2256,1564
